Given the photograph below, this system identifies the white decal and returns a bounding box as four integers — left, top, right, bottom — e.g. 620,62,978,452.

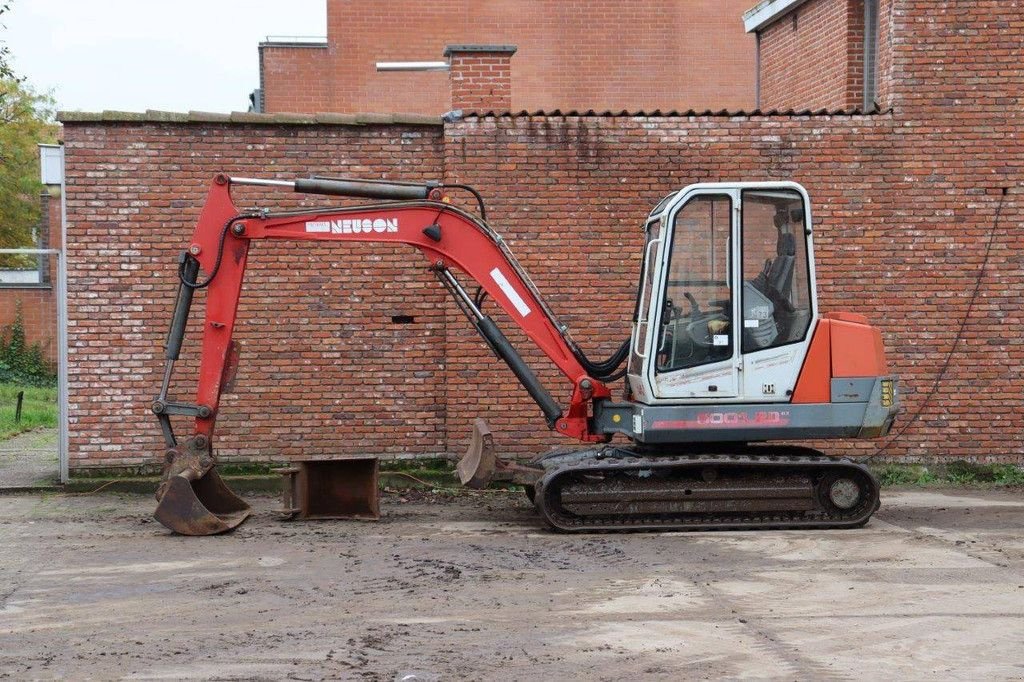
712,334,729,347
304,218,399,234
632,414,643,434
744,319,759,328
489,267,532,317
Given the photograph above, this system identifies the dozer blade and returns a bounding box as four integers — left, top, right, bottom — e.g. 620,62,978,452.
154,466,251,536
457,418,497,488
456,418,541,489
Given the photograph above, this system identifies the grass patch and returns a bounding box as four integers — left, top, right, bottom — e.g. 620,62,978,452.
0,382,57,440
874,461,1024,487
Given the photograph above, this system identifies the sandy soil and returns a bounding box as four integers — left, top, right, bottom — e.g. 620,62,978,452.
1,487,1023,680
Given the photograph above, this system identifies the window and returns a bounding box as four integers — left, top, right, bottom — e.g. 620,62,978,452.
656,194,733,373
741,190,812,353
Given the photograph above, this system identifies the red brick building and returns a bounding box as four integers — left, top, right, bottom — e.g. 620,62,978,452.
258,0,757,115
60,1,1022,473
745,0,884,111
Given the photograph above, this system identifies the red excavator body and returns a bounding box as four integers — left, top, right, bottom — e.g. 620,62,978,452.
152,175,898,535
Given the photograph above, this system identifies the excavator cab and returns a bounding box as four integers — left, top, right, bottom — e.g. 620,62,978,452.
622,182,896,444
629,182,814,402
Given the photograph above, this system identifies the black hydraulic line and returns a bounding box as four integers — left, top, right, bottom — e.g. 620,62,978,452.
573,337,631,380
473,286,487,309
178,215,247,290
597,365,628,383
440,183,487,220
474,315,563,428
295,178,433,201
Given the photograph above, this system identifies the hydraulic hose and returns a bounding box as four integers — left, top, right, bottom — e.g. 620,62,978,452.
573,337,631,381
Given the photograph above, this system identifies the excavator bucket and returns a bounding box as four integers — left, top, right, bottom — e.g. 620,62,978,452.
277,458,381,521
154,466,251,536
456,418,542,489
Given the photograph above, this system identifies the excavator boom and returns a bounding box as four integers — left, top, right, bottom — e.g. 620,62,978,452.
153,174,614,534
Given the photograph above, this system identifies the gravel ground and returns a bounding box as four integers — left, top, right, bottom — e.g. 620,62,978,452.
1,487,1023,680
0,428,57,489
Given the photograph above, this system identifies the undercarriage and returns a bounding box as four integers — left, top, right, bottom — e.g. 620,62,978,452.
459,420,880,532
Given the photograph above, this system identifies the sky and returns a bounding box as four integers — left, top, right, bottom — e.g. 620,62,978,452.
2,0,326,113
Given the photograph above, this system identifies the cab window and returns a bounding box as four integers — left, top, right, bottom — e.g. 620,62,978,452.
656,194,733,373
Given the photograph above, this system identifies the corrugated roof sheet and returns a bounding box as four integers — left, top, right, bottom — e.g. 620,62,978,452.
56,110,443,126
459,107,889,118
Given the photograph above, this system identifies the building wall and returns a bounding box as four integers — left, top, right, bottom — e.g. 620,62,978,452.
757,0,867,111
0,191,62,365
62,1,1024,471
874,0,895,109
259,44,331,114
261,0,757,115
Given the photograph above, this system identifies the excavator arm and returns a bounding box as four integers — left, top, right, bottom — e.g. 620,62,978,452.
152,174,615,534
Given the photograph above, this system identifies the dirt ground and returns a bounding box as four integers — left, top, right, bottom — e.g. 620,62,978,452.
1,487,1023,681
0,428,58,489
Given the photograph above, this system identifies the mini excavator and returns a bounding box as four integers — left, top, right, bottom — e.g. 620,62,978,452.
152,174,899,535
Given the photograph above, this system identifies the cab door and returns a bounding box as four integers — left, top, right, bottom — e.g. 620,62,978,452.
647,189,740,399
737,186,817,402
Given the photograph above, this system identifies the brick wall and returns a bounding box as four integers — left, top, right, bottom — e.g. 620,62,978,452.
259,43,331,114
62,116,447,470
261,0,756,115
446,46,515,113
758,0,867,111
62,1,1023,471
875,0,895,109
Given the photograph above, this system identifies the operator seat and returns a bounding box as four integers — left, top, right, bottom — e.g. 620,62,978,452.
768,232,796,298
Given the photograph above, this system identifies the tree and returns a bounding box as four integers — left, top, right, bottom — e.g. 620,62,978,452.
0,77,56,266
0,0,57,267
0,0,57,268
0,2,15,81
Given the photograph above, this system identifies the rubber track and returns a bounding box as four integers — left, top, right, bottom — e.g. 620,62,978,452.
533,446,880,533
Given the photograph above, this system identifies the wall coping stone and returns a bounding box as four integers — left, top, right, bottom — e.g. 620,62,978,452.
443,44,517,57
57,110,444,127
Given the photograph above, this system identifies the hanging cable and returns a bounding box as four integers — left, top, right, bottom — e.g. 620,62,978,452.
865,188,1009,460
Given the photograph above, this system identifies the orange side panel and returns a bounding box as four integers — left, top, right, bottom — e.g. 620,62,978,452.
824,311,869,325
830,319,889,377
792,319,831,403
